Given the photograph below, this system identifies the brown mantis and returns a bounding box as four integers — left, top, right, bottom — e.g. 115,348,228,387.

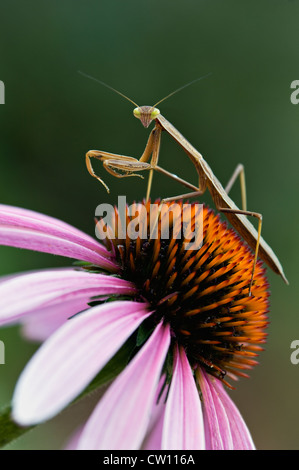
82,73,288,294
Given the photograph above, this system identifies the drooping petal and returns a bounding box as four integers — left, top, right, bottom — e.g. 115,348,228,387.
196,367,233,450
0,226,117,271
0,204,109,256
162,346,205,450
0,205,117,271
12,300,150,426
21,298,91,341
211,377,255,450
142,378,167,451
64,426,84,450
143,409,165,451
0,268,136,325
77,322,171,450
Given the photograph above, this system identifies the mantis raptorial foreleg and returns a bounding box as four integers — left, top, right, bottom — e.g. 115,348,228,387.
86,125,162,197
103,160,146,180
86,150,151,192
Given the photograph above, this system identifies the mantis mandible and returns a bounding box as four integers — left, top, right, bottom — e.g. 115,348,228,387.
81,73,288,293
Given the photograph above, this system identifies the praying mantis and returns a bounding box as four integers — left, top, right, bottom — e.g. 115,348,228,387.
81,73,288,294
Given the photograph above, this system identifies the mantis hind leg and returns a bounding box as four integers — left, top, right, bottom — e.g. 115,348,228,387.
225,163,247,212
221,164,264,295
217,205,262,296
147,165,207,239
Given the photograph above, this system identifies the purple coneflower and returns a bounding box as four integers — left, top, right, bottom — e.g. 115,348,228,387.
0,201,269,449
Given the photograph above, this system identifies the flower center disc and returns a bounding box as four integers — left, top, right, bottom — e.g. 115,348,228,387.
97,200,269,385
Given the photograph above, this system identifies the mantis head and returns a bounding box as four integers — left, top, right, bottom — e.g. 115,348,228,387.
78,70,211,128
133,106,160,128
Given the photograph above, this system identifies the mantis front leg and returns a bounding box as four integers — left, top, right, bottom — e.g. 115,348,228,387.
85,150,148,193
85,125,162,199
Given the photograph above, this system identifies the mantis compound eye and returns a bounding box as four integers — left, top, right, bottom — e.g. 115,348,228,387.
133,107,141,118
150,107,160,120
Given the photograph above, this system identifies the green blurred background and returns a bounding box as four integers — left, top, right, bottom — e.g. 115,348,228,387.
0,0,298,449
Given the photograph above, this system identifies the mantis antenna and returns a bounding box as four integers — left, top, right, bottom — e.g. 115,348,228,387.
153,73,212,107
78,70,139,107
78,70,211,109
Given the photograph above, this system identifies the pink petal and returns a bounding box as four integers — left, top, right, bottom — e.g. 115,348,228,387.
77,322,171,450
21,298,91,341
212,378,255,449
12,300,150,426
142,378,168,450
143,410,165,450
0,268,135,325
64,426,84,450
162,346,205,450
197,368,233,450
0,226,117,271
0,204,109,257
